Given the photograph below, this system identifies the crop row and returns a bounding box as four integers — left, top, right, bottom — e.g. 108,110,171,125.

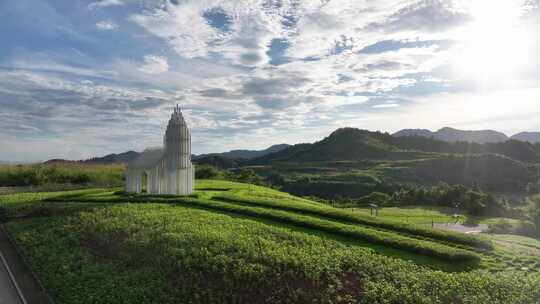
40,189,483,262
7,204,539,304
176,197,481,263
213,191,493,250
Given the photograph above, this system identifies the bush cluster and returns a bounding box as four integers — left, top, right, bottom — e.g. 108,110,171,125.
393,183,513,216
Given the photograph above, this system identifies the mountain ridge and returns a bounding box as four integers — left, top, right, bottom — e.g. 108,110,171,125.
37,128,540,165
252,127,540,164
393,127,509,144
43,144,291,165
193,144,290,160
511,132,540,143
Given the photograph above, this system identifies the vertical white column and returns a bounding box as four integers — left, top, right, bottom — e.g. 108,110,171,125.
126,173,131,193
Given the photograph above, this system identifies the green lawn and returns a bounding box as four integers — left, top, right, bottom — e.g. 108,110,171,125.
1,180,539,304
350,206,516,226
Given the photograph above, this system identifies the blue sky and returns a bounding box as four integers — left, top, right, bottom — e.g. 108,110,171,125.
1,0,539,161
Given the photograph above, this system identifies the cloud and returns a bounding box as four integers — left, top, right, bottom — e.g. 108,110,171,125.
1,0,539,161
129,1,283,66
366,0,471,33
96,20,119,30
88,0,124,10
373,103,400,108
138,55,169,74
242,75,309,96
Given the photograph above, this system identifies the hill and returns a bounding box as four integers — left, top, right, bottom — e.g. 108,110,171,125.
193,154,240,169
254,128,540,164
194,144,290,160
1,181,538,303
43,144,291,165
401,154,533,193
512,132,540,143
393,128,435,138
83,151,140,164
249,128,539,196
393,127,509,143
44,151,140,165
253,129,399,163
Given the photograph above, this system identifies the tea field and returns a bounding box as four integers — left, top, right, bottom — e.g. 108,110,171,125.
0,180,539,303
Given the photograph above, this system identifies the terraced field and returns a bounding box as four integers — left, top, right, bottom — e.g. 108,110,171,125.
1,180,539,303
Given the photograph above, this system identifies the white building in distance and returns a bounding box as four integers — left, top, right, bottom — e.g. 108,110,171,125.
126,105,194,195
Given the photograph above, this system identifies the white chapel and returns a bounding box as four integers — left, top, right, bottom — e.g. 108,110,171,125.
126,105,194,195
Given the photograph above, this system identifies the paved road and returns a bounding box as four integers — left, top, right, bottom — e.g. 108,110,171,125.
0,251,23,304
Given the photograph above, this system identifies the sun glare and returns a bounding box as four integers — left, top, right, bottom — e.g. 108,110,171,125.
452,0,532,83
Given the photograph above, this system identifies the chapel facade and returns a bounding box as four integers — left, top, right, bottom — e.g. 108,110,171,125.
125,105,194,195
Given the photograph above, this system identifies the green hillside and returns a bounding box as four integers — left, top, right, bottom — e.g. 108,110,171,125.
248,128,539,196
252,128,540,164
1,181,539,303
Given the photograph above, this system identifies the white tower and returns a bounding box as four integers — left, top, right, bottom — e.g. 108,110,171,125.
126,105,194,195
162,105,194,194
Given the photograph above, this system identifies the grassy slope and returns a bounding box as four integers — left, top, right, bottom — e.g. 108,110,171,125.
350,206,519,226
0,163,125,187
211,190,492,249
1,180,539,303
43,182,490,262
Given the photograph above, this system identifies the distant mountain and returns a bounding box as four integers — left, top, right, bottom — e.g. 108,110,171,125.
194,144,290,160
193,155,240,169
253,127,540,164
511,132,540,143
42,145,291,166
84,151,140,164
44,151,140,165
251,128,537,193
253,128,397,163
436,127,509,143
0,160,36,165
393,129,434,138
393,127,509,144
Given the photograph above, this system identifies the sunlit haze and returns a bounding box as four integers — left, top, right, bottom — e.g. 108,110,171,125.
452,0,534,83
1,0,539,161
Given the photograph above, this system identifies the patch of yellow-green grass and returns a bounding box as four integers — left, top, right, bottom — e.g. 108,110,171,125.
0,188,111,211
486,234,540,272
351,206,458,225
195,179,320,205
351,206,517,227
478,217,522,225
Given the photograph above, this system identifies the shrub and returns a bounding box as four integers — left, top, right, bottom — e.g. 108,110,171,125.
195,165,222,179
488,219,538,238
357,192,391,206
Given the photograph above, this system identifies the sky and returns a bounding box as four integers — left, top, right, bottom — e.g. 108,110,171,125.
1,0,539,161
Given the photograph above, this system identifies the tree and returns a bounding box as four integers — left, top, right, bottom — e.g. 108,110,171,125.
235,169,263,185
195,165,221,179
266,173,286,187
